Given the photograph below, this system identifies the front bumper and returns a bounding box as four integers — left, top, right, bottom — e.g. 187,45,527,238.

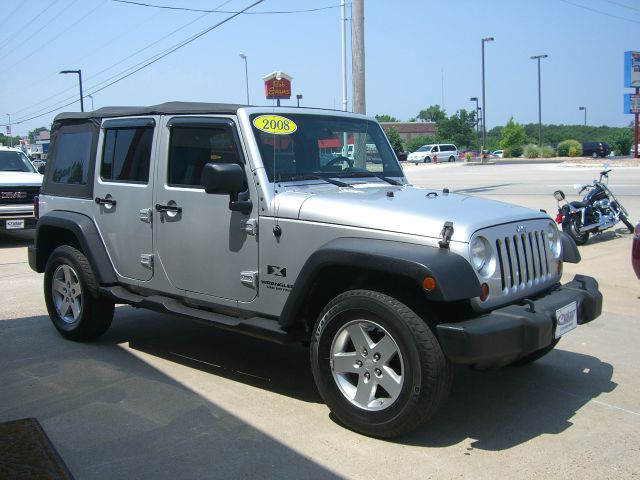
436,274,602,366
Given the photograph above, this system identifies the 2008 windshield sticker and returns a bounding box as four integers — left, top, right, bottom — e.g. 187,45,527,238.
252,115,297,135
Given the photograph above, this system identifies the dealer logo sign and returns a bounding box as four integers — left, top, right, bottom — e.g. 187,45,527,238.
1,191,27,199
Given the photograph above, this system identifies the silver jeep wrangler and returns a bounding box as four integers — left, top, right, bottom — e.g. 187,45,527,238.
29,102,602,438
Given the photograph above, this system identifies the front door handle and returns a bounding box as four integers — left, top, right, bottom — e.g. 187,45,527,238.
95,196,117,206
155,203,182,214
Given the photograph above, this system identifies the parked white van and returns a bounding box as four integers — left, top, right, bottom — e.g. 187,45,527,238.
407,144,458,163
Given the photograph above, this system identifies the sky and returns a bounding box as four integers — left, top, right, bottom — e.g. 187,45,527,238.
0,0,638,138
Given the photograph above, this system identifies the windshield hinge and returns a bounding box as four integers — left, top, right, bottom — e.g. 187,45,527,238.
439,221,454,249
241,218,258,236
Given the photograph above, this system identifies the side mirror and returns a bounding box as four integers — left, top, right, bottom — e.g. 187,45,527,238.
553,190,565,201
201,163,245,195
37,165,46,175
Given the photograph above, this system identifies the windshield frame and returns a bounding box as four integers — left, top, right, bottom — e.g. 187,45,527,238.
248,112,404,184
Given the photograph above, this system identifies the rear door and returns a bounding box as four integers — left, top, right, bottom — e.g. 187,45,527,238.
93,118,157,281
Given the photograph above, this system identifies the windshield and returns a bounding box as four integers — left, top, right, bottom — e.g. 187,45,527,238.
416,145,431,152
0,150,37,173
250,113,403,182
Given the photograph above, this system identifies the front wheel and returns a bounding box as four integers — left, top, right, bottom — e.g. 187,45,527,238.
44,245,114,341
621,214,634,233
310,290,451,438
563,217,590,245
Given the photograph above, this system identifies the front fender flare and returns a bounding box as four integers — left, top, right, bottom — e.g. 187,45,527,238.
279,237,481,327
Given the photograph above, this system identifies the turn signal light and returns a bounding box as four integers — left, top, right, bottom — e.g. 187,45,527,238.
480,283,489,302
422,276,436,291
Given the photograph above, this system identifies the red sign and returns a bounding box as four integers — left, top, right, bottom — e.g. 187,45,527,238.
264,77,291,100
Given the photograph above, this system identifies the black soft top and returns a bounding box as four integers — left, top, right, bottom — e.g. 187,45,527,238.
54,101,245,122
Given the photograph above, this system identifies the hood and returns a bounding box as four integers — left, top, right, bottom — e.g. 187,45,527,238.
272,183,549,243
0,171,43,187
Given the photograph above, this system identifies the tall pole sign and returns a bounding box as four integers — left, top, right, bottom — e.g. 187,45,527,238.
624,51,640,158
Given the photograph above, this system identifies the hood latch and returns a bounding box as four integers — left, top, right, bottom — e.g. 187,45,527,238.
439,221,454,249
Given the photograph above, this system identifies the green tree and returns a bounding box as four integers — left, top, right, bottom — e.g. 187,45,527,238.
375,114,400,122
607,129,632,155
383,126,404,153
417,105,446,123
500,117,526,150
436,109,477,147
407,134,434,152
27,127,48,144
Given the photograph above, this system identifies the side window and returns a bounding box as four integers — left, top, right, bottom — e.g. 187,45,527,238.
101,127,153,183
168,126,240,188
51,131,93,185
432,146,439,153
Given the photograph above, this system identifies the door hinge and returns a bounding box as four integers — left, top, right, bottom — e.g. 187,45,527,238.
140,208,153,224
240,218,258,236
240,270,258,288
140,254,154,270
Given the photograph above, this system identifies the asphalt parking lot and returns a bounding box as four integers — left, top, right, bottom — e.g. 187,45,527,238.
1,161,639,479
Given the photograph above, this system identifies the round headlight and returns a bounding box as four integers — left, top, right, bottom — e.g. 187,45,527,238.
546,223,562,258
470,236,489,272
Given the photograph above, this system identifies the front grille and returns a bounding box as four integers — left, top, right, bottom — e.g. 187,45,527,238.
0,186,40,205
495,230,550,292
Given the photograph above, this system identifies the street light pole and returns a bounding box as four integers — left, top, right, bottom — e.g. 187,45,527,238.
88,95,94,111
296,94,303,107
5,113,12,147
60,70,84,112
239,53,249,104
481,37,494,158
531,54,548,147
579,106,587,126
470,97,479,146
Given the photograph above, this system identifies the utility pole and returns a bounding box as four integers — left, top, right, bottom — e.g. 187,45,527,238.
341,0,347,112
531,54,548,147
351,0,365,114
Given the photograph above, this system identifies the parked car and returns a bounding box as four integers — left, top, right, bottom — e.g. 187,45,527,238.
407,144,458,163
0,146,43,231
491,150,504,158
633,221,640,280
582,142,611,158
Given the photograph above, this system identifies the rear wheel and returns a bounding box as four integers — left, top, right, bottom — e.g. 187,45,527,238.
448,155,455,162
310,290,451,438
563,218,590,245
592,152,598,158
44,245,114,341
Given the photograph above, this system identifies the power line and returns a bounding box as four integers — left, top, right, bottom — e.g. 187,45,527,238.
559,0,640,23
0,0,59,58
8,0,266,126
600,0,640,13
112,0,346,15
7,1,228,119
0,0,29,31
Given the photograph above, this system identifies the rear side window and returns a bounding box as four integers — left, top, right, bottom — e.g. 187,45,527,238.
51,131,93,185
101,128,153,183
168,125,239,188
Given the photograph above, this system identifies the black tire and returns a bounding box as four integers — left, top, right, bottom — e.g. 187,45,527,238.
310,290,452,438
424,156,431,163
448,155,455,162
592,152,598,158
621,214,634,233
43,245,114,341
562,218,589,245
511,338,560,366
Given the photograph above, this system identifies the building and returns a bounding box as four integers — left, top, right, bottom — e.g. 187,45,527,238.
380,122,436,144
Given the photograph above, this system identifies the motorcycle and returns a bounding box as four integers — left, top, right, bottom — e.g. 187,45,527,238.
553,167,634,245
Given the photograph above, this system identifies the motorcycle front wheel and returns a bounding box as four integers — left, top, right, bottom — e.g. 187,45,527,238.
563,218,590,245
621,214,634,233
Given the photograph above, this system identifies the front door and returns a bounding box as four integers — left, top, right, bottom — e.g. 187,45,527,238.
154,116,258,303
93,117,157,282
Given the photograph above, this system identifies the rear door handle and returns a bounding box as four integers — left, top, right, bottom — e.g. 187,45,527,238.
95,197,117,206
155,203,182,214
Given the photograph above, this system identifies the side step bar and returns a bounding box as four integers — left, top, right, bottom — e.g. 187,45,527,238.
99,286,304,344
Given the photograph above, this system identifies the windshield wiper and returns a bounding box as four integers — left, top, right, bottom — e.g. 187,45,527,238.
334,171,402,186
280,174,353,188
